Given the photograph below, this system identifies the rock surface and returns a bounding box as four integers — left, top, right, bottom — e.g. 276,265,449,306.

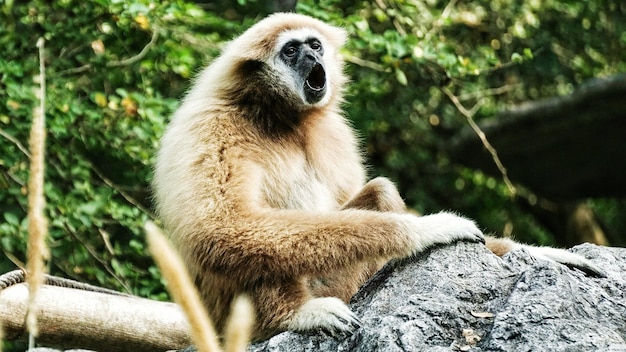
247,242,626,351
31,242,626,351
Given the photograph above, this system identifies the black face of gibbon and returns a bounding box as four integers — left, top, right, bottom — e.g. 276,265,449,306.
279,38,327,105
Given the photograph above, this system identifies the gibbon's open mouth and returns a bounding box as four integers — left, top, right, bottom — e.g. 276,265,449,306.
305,63,326,91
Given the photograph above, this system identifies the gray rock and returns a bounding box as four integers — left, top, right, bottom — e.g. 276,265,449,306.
247,242,626,351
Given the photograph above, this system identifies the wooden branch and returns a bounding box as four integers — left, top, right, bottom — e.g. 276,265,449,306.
0,283,191,352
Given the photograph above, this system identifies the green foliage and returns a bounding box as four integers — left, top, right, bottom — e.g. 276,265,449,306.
0,0,246,299
0,0,624,331
295,0,625,243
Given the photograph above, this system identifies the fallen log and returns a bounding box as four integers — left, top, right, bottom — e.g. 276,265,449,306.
0,272,191,352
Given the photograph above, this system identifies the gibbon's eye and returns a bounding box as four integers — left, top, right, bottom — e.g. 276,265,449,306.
309,40,323,53
282,43,298,58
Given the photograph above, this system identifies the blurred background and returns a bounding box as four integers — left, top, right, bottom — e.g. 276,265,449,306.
1,0,624,318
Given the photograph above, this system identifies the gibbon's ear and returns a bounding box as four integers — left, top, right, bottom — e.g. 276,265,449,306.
226,13,348,63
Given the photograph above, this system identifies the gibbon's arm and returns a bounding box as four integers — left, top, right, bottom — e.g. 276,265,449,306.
485,236,605,277
187,208,484,283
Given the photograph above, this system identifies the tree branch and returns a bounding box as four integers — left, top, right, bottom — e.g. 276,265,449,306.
0,129,30,158
442,87,517,196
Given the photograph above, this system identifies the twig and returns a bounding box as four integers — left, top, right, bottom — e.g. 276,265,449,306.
344,55,390,72
442,87,517,196
2,249,25,268
61,221,132,293
87,160,156,219
26,36,50,340
479,47,545,76
108,29,159,67
440,0,458,23
423,0,457,42
2,169,26,187
98,228,115,255
0,128,31,158
60,29,159,75
456,84,519,102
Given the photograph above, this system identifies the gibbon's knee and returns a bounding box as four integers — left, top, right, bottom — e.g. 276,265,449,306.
341,177,406,213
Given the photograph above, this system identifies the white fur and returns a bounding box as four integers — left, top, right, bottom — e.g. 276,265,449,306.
399,211,484,255
285,297,361,333
261,152,336,211
521,245,604,275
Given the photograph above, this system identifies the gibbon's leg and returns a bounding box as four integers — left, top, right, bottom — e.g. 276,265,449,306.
245,276,363,340
286,178,407,335
340,177,406,213
305,177,406,301
485,236,605,277
282,296,362,337
283,178,483,336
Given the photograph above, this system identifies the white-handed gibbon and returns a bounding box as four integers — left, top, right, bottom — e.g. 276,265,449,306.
152,13,602,342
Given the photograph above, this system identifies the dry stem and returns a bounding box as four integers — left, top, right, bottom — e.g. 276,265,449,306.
25,36,50,339
144,221,221,352
224,296,255,352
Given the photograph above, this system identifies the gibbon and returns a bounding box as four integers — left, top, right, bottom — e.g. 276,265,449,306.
152,13,602,342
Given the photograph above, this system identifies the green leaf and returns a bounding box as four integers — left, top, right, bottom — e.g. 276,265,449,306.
511,52,524,63
523,48,534,59
4,212,20,226
395,68,408,86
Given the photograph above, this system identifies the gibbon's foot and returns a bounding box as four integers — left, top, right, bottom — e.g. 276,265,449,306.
285,297,362,335
522,245,606,277
402,211,485,255
485,237,606,277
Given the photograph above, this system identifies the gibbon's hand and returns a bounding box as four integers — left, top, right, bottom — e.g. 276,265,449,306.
400,211,484,256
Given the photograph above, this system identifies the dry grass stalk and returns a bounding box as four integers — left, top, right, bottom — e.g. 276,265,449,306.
224,296,255,352
144,221,222,352
25,36,50,338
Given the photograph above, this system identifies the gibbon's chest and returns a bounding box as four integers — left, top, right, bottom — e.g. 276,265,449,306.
261,152,337,211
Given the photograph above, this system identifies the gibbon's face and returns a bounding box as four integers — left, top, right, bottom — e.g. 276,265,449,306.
273,29,331,107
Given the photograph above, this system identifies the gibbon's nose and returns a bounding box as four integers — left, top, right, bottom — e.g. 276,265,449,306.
302,47,319,62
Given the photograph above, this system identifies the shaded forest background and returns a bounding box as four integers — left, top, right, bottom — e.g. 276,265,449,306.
1,0,625,322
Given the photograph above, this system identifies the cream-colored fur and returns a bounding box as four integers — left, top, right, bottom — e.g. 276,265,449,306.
152,13,600,342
